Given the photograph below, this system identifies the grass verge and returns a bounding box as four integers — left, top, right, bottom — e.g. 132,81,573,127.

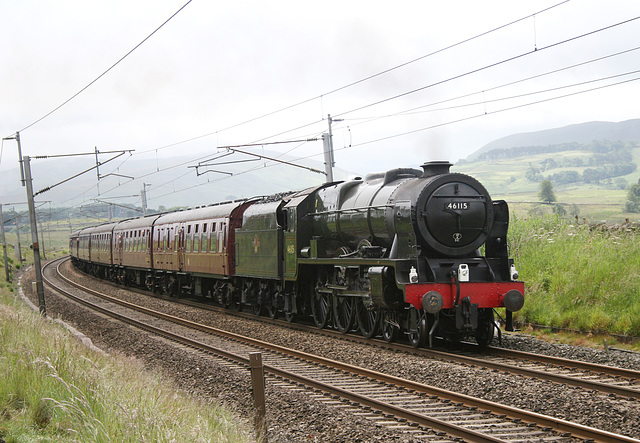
509,215,640,350
0,269,249,442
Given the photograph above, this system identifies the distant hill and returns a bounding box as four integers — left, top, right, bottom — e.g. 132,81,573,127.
466,119,640,161
453,119,640,198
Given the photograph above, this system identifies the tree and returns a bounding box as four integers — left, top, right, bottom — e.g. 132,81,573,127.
538,180,557,203
553,203,567,216
625,179,640,213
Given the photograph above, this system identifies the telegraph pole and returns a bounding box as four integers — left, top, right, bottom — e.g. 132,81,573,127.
141,183,150,216
0,204,10,282
14,216,23,263
39,220,47,260
23,156,46,316
321,114,342,183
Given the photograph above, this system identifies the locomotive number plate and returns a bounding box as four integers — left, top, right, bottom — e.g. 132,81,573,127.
445,202,469,210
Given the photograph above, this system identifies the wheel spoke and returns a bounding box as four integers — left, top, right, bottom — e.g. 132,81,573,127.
356,299,379,338
381,311,400,343
312,271,331,329
333,296,355,333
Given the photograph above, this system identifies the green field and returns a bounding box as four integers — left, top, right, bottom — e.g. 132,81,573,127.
508,215,640,347
453,149,640,223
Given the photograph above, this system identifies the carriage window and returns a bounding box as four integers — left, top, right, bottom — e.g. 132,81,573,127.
194,234,200,252
203,223,207,233
195,224,199,233
211,233,217,253
187,225,191,234
212,222,217,232
186,235,192,252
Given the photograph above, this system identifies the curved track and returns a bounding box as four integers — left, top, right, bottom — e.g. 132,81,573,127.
60,256,640,401
42,257,640,442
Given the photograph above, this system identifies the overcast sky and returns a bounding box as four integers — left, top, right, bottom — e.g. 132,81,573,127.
1,0,639,210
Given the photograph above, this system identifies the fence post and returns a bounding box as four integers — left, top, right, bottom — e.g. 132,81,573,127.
249,352,267,442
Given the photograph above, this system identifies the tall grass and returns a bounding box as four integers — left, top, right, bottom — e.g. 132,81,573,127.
0,289,249,442
509,215,640,337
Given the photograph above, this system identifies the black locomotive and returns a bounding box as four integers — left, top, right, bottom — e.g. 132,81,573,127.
70,161,524,347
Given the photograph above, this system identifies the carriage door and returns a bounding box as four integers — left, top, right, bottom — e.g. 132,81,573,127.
117,234,124,265
177,226,185,271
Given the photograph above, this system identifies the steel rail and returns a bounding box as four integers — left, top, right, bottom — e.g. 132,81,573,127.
43,259,499,442
45,257,640,442
59,256,640,400
484,345,640,379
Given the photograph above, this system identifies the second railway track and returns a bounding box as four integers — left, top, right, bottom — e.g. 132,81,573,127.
40,256,640,442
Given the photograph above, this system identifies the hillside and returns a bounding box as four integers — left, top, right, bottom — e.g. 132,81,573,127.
453,119,640,221
466,119,640,161
455,119,640,194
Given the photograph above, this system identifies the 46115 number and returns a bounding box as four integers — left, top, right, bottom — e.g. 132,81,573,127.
445,202,469,210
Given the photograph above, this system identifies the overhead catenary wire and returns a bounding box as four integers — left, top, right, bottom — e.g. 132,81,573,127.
178,15,640,164
331,16,640,121
12,0,193,135
342,75,640,151
186,18,640,165
137,0,573,155
3,0,575,183
60,59,640,209
343,45,640,124
0,2,575,226
33,4,639,210
145,73,640,201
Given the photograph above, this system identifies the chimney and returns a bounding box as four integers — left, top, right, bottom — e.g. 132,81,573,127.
421,161,452,178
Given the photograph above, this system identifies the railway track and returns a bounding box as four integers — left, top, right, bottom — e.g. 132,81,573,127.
43,257,639,442
193,286,640,402
99,267,640,402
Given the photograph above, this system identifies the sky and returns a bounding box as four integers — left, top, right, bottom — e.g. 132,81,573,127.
1,0,640,211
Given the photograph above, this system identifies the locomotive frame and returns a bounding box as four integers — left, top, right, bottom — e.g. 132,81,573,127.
70,161,524,348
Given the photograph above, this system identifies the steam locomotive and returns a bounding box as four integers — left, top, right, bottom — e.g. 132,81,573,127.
70,161,524,347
